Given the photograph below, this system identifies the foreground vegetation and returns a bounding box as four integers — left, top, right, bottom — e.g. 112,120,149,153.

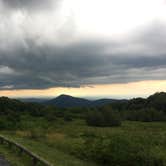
0,92,166,165
1,119,166,166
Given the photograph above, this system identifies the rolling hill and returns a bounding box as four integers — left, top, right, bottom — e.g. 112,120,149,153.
44,94,122,107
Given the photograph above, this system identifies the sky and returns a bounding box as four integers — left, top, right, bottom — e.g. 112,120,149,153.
0,0,166,98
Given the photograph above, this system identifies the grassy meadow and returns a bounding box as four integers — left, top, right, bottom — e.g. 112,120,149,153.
1,118,166,166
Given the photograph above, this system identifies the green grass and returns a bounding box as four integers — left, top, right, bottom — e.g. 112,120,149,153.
0,143,32,166
1,120,166,165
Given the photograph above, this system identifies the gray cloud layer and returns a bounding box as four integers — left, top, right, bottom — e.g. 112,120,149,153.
1,0,57,12
0,1,166,90
0,35,166,89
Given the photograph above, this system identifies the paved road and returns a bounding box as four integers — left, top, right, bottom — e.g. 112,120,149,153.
0,156,10,166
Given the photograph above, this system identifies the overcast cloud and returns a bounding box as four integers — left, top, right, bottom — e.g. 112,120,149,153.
1,0,59,12
0,0,166,90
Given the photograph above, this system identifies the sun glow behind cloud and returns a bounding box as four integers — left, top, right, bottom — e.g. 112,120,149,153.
66,0,166,38
1,80,166,99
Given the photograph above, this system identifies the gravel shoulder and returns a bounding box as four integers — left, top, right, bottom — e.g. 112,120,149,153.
0,156,10,166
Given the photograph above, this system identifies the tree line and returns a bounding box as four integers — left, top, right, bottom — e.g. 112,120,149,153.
0,92,166,129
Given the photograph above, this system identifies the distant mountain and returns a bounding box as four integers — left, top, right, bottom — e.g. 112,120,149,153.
2,91,166,110
44,94,122,107
45,94,92,107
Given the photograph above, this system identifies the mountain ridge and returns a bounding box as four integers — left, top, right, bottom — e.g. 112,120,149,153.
44,94,124,107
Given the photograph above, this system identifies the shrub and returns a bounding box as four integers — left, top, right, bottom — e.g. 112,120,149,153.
86,107,121,127
0,115,20,130
126,108,166,122
76,134,164,166
28,128,46,140
64,114,73,121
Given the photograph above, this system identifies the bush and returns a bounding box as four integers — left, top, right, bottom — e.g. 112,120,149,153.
28,128,46,140
86,107,121,127
126,108,166,122
64,113,73,121
75,134,164,166
0,115,20,130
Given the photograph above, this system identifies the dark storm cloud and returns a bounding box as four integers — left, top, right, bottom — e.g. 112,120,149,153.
0,9,166,90
1,0,58,12
0,35,166,90
0,40,112,89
